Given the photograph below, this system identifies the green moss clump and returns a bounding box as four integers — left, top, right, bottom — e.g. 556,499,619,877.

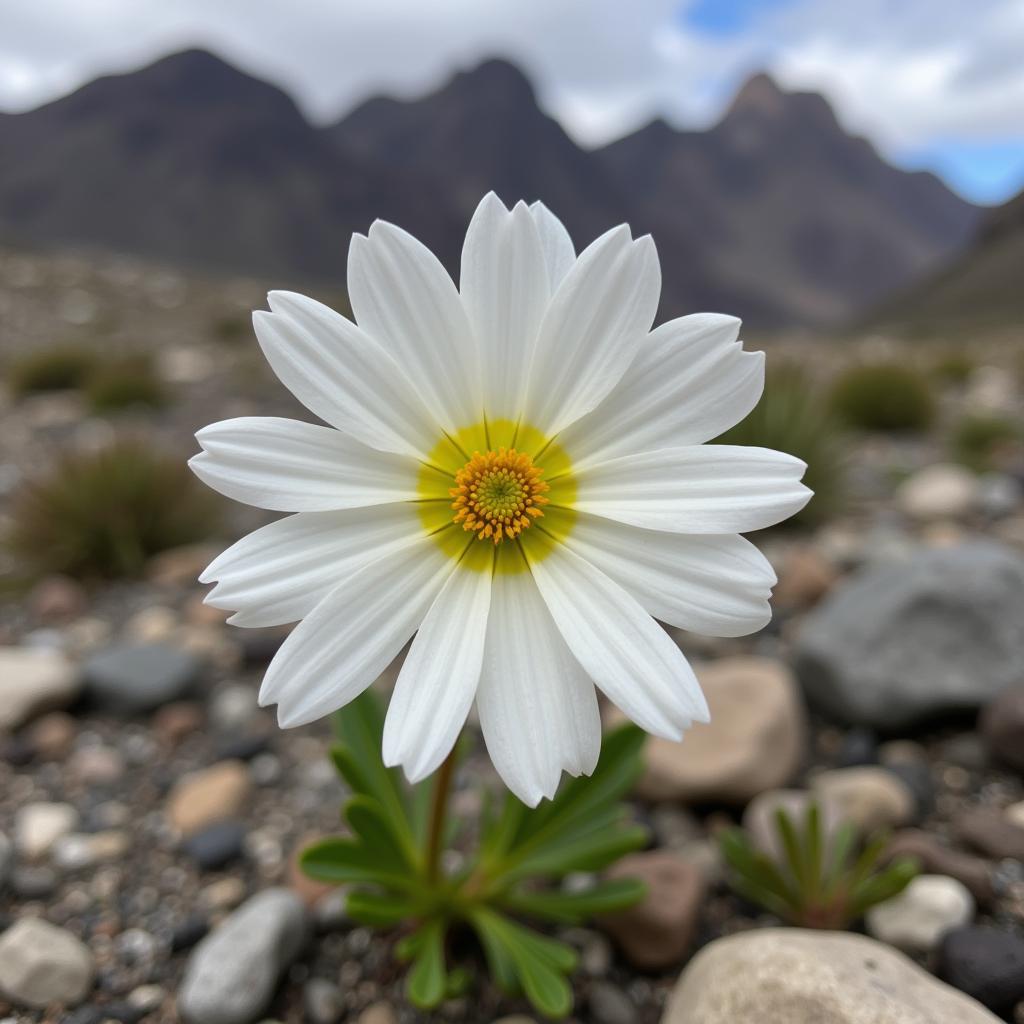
8,344,97,395
86,355,167,412
952,414,1022,471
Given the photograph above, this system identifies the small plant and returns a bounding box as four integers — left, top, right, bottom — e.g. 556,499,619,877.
8,344,97,395
951,413,1021,471
6,439,221,579
932,351,974,386
211,313,249,344
301,691,648,1018
86,354,167,412
716,365,845,525
719,803,918,930
829,362,935,432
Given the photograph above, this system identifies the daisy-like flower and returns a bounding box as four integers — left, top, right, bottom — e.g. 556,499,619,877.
190,193,811,806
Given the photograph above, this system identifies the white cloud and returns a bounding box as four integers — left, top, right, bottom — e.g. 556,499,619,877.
0,0,1021,194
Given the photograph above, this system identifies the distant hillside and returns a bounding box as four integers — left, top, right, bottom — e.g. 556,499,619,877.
596,74,980,326
871,186,1024,331
0,49,461,281
0,49,981,326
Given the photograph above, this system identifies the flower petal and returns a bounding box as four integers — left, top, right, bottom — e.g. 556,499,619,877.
189,417,419,512
476,571,601,806
259,537,456,728
348,220,480,432
528,545,708,741
253,291,439,458
522,225,660,437
529,200,575,291
574,445,811,533
558,314,764,467
461,194,550,419
383,562,492,782
563,514,776,636
200,505,423,628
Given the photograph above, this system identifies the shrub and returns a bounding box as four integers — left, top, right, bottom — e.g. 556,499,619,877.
6,440,221,579
719,802,918,930
8,344,97,395
211,313,249,344
932,350,974,386
829,362,935,432
716,365,845,525
952,414,1022,471
86,354,167,412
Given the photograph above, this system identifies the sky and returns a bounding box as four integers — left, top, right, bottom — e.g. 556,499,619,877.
1,0,1022,204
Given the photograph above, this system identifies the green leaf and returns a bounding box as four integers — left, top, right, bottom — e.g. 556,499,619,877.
299,837,417,891
504,824,648,882
346,795,416,875
346,888,420,926
331,689,417,864
406,919,448,1010
469,908,575,1019
500,877,647,924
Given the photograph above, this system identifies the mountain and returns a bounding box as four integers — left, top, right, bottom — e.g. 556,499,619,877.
0,50,981,326
596,74,981,326
0,49,460,281
871,186,1024,330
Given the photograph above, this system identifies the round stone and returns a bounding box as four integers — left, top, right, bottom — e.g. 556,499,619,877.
866,875,975,954
0,917,95,1008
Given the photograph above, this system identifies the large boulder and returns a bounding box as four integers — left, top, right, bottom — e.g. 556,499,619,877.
661,928,1000,1023
633,657,806,804
795,542,1024,729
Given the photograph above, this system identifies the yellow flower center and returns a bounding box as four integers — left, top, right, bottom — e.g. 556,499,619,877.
450,448,549,544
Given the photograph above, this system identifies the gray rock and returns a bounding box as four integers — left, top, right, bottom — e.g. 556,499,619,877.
0,917,95,1008
83,644,203,714
303,978,342,1024
588,981,635,1024
866,875,974,953
15,801,79,860
0,646,81,731
795,542,1024,729
178,888,308,1024
661,928,1000,1023
938,926,1024,1019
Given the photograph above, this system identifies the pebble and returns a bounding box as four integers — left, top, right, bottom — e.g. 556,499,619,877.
588,980,635,1024
866,875,974,953
177,888,308,1024
29,711,77,760
599,851,705,970
183,821,247,871
171,916,210,952
897,463,978,520
15,801,79,859
772,545,839,608
84,644,203,714
303,978,343,1024
28,574,88,622
166,760,252,836
811,767,915,834
884,831,994,906
357,1004,399,1024
980,688,1024,772
11,865,58,899
0,917,95,1008
955,807,1024,861
0,646,81,731
153,701,205,744
795,542,1024,729
977,473,1022,519
835,727,879,767
68,745,126,785
938,926,1024,1019
201,876,248,911
53,831,130,871
634,657,806,804
128,984,166,1013
661,928,1001,1023
209,684,259,731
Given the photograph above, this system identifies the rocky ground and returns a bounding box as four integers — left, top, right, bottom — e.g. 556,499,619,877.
2,242,1024,1023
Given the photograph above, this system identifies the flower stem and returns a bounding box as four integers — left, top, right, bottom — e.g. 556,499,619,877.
425,747,458,884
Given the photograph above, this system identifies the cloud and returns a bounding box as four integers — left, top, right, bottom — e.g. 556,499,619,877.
1,0,1022,200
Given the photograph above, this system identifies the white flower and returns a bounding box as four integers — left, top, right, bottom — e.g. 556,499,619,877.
190,193,811,806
